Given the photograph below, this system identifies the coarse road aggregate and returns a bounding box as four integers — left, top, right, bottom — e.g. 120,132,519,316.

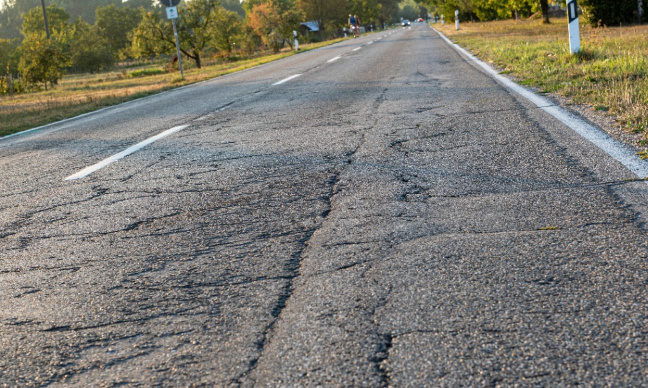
1,23,647,386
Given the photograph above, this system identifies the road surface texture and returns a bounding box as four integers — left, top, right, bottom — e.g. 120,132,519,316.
2,24,648,386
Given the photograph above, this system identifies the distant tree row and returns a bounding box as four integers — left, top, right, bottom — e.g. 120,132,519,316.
420,0,646,26
0,0,413,94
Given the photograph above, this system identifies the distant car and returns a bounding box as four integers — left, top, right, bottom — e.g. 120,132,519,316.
417,18,424,22
402,20,410,26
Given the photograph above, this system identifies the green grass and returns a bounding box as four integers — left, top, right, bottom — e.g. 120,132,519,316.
437,18,648,144
0,37,347,137
129,68,166,77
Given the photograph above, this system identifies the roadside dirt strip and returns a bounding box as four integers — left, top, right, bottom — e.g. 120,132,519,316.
1,25,647,386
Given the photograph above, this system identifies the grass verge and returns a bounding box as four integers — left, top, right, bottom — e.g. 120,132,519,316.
0,38,346,137
435,18,648,146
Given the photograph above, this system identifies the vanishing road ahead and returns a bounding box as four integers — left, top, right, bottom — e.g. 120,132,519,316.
2,24,648,386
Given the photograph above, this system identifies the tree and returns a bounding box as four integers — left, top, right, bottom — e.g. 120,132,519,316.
210,8,243,53
69,17,113,72
247,0,303,53
377,0,400,25
94,4,142,59
296,0,347,34
0,38,19,75
19,32,69,89
348,0,382,26
49,0,121,25
132,0,224,68
22,4,70,37
0,38,20,94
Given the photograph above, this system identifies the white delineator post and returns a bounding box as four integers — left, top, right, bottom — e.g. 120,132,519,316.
293,30,299,51
567,0,581,54
455,10,459,30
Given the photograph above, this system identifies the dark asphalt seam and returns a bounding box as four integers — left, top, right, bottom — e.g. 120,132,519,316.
235,96,372,382
370,333,394,387
233,171,342,386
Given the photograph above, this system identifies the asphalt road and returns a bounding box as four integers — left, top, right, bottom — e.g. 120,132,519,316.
1,24,648,386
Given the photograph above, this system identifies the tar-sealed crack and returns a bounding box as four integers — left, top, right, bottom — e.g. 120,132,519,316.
234,171,342,385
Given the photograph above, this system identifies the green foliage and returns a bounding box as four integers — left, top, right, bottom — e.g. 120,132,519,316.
399,0,429,21
210,8,243,53
18,32,69,89
579,0,638,26
49,0,122,25
68,18,114,73
132,0,239,67
131,10,173,59
246,0,304,53
22,4,71,37
94,4,142,59
222,0,246,17
0,38,20,75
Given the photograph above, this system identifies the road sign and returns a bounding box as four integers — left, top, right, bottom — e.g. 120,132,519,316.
163,0,181,7
166,6,178,19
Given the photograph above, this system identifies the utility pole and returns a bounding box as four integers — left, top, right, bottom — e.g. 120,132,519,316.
40,0,50,39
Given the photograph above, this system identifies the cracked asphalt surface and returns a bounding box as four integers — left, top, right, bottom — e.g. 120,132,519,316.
1,24,648,386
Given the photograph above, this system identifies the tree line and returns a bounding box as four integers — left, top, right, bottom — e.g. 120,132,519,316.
420,0,645,26
0,0,416,94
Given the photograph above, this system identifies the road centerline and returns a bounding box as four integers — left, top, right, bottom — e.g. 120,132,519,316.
272,74,302,86
65,124,190,181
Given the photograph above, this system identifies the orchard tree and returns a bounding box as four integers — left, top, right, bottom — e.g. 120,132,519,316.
210,8,243,53
94,4,142,59
69,18,113,72
132,0,227,68
22,4,70,37
247,0,303,53
19,32,69,89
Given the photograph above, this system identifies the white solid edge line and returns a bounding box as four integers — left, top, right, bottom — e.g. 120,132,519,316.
272,74,302,86
433,27,648,179
65,124,189,181
327,56,341,63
